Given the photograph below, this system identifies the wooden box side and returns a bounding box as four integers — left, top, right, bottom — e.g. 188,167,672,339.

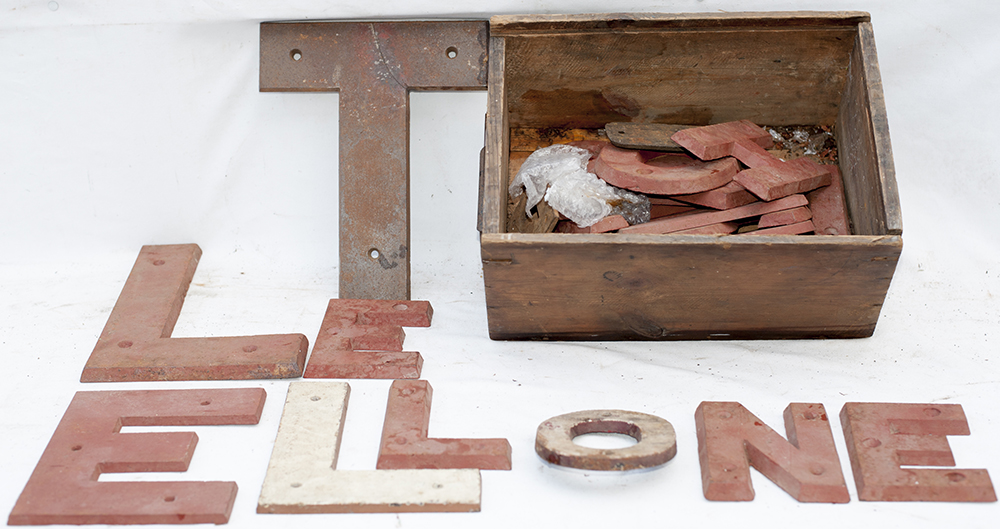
481,233,902,340
836,22,902,236
480,35,509,235
494,13,861,130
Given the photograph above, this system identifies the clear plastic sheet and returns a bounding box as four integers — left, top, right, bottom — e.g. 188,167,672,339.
509,144,649,228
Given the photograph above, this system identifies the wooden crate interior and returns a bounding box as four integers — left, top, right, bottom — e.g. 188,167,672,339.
488,13,898,237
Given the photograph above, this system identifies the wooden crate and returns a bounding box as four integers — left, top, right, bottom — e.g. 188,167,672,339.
479,12,902,340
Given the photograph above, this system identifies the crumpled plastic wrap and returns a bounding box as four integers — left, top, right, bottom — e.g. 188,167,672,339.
509,144,650,228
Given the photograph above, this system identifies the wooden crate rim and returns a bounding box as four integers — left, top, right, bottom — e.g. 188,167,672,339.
490,11,872,35
482,232,901,247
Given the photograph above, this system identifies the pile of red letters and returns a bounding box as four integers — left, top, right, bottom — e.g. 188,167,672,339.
555,120,851,236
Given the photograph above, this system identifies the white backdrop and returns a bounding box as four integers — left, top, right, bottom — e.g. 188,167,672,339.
2,1,999,527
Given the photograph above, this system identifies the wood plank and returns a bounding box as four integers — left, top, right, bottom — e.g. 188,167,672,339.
501,27,857,129
481,233,901,340
490,12,872,35
604,122,688,152
858,22,902,235
837,24,898,236
479,36,508,235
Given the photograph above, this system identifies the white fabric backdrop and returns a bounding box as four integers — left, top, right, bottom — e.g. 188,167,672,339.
2,1,999,527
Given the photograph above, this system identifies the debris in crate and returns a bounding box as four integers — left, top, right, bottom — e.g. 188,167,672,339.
619,194,808,235
766,125,838,163
506,119,849,236
603,122,688,152
733,160,831,201
508,143,650,227
648,197,689,206
509,127,605,152
670,120,773,159
672,120,832,201
674,222,740,235
759,206,813,228
672,181,758,210
806,165,852,235
555,214,629,234
508,191,560,234
593,144,739,195
745,219,817,235
650,203,696,219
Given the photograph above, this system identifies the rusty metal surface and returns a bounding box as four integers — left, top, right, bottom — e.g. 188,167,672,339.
534,409,676,471
377,380,512,470
7,388,265,525
840,402,997,502
260,21,488,300
695,402,850,503
81,244,309,382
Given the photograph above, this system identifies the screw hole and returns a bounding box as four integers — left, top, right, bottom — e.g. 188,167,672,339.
290,49,302,61
310,396,321,402
71,445,83,451
200,400,211,406
924,407,942,417
445,46,458,59
861,437,882,448
393,303,408,311
243,345,258,353
164,496,176,502
947,472,967,482
369,248,380,260
290,482,302,488
152,260,166,266
117,340,133,348
803,411,818,420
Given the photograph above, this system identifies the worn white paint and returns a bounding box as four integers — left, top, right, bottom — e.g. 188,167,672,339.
257,382,481,513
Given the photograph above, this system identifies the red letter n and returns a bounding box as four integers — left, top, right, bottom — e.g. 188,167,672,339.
695,402,849,502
